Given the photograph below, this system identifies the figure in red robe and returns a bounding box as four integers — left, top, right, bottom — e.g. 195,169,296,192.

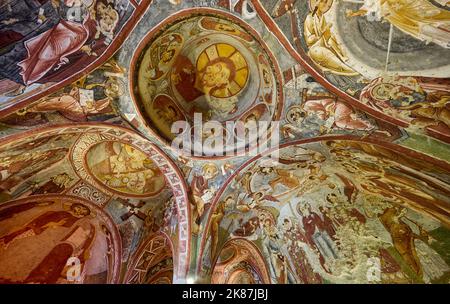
299,203,338,271
302,98,374,131
24,223,96,284
18,17,90,85
0,0,120,95
172,55,203,103
0,203,90,248
190,164,219,232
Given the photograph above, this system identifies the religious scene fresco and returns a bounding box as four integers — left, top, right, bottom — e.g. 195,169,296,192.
131,12,282,155
0,0,149,110
200,140,450,284
85,141,166,196
0,59,125,129
0,196,121,283
261,0,450,141
0,0,449,285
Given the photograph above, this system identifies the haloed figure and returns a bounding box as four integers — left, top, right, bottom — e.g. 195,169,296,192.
191,163,219,233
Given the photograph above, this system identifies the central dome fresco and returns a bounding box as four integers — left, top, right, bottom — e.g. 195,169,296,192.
131,12,283,156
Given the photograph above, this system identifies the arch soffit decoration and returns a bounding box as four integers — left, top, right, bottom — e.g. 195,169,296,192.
123,231,175,284
212,237,271,284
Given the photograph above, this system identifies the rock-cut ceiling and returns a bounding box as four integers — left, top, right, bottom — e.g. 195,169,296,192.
0,0,449,284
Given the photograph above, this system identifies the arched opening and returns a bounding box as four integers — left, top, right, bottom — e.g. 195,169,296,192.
211,238,270,284
123,232,174,284
0,195,121,283
0,124,191,283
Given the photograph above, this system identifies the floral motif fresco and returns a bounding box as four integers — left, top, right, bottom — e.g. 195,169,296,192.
0,0,449,285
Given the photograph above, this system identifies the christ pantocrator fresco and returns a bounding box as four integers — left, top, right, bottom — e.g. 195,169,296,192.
132,14,282,155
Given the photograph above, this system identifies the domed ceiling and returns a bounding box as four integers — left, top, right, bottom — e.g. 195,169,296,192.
130,12,282,155
0,0,449,285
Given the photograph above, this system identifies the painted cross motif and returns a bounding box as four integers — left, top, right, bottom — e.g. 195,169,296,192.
118,198,148,221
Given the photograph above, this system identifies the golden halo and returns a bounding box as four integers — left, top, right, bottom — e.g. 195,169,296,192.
196,43,249,98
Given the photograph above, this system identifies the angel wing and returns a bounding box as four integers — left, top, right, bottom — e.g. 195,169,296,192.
381,0,450,48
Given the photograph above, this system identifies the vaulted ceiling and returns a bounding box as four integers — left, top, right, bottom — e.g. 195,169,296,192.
0,0,449,284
